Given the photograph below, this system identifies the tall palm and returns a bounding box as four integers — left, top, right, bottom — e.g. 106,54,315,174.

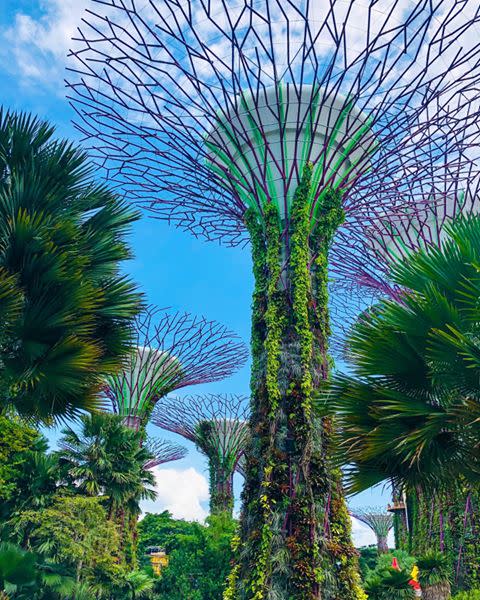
57,413,156,516
57,413,156,567
321,215,480,494
416,552,451,600
0,109,141,420
319,215,480,588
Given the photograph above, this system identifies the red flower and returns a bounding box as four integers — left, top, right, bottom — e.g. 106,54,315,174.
409,579,421,590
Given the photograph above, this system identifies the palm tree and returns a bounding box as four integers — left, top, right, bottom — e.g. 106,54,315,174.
320,215,480,587
57,413,156,565
416,552,451,600
364,568,415,600
321,215,480,494
0,109,142,420
0,542,36,596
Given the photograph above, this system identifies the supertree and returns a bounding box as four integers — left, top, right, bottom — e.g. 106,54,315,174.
143,438,187,470
350,508,393,554
102,307,247,468
152,394,249,516
68,2,480,598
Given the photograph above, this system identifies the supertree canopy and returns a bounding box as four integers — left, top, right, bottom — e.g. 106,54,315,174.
103,307,248,431
68,2,480,598
338,149,480,303
350,507,393,554
143,438,187,470
152,394,249,515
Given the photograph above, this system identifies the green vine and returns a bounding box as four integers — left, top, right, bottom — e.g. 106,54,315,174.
224,534,241,600
244,208,267,393
264,202,283,416
231,179,359,600
310,188,344,378
290,163,314,416
405,485,480,592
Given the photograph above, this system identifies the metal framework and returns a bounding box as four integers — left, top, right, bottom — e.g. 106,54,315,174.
143,437,188,470
68,0,480,254
66,2,480,596
103,307,248,430
335,151,480,305
151,393,249,513
350,507,393,554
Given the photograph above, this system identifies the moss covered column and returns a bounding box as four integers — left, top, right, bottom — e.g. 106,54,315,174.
227,166,364,600
209,461,235,516
403,486,480,591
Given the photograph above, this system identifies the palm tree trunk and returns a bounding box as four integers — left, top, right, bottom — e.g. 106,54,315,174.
422,581,451,600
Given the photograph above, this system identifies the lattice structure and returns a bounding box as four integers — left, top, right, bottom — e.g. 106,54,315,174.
143,438,188,470
152,393,249,515
69,1,480,254
336,156,480,304
103,307,248,430
351,507,393,554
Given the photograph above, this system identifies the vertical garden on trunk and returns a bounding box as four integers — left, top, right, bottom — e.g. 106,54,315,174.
236,166,361,599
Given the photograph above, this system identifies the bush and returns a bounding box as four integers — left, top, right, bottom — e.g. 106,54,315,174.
364,567,415,600
138,511,236,600
452,591,480,600
376,551,416,574
358,545,378,578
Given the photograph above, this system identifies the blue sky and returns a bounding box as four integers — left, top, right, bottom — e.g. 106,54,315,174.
0,0,389,545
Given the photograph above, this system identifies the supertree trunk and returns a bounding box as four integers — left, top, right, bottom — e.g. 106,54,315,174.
210,464,235,516
406,486,480,591
232,168,361,600
377,536,389,554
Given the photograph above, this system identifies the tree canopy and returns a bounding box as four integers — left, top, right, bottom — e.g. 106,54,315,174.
0,109,142,420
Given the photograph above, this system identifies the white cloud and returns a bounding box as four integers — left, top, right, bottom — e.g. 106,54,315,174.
351,516,377,547
3,0,88,88
141,466,209,522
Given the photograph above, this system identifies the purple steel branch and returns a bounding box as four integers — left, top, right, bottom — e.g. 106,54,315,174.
66,1,480,348
67,0,480,249
143,437,188,470
104,306,248,422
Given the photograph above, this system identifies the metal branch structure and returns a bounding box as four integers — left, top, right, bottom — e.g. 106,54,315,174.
350,507,393,554
103,307,248,431
68,2,480,598
337,154,480,306
152,394,249,515
143,437,188,470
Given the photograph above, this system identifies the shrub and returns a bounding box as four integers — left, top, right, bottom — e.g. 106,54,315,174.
452,591,480,600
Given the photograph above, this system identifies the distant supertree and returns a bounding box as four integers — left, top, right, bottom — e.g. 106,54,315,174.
68,2,480,597
103,307,248,431
102,307,247,469
143,438,188,470
152,394,249,515
351,508,393,554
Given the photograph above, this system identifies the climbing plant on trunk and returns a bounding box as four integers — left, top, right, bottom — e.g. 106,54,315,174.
236,167,362,599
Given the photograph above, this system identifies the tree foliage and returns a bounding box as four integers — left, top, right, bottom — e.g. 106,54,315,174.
0,109,141,420
0,416,39,509
321,215,480,493
12,496,123,589
56,412,156,566
138,511,236,600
